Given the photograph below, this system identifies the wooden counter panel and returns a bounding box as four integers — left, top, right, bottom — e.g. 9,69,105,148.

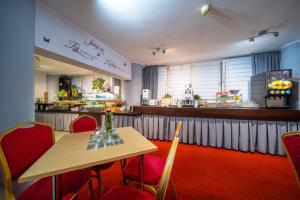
133,106,300,121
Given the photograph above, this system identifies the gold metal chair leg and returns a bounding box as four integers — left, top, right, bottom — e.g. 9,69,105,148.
88,179,95,200
170,178,177,199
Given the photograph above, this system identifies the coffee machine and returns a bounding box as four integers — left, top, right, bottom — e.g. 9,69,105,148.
142,89,151,105
182,84,195,107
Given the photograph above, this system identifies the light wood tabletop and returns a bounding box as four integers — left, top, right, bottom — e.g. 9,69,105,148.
18,127,157,183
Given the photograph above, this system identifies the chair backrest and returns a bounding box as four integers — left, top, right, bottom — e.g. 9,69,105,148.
70,115,97,133
156,121,182,200
282,132,300,189
0,122,54,199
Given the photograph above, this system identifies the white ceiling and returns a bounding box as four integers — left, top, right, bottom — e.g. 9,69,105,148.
35,55,96,75
40,0,300,65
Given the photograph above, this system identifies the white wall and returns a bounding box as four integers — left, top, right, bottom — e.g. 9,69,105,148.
0,0,35,133
34,72,59,103
281,40,300,108
47,75,59,102
34,71,47,100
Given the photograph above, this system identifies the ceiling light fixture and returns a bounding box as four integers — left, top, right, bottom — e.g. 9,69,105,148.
249,29,279,43
200,4,210,16
152,47,167,56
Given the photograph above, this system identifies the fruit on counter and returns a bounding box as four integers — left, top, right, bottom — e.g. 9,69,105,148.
216,91,228,95
55,89,67,98
54,100,83,105
229,90,239,95
268,80,292,90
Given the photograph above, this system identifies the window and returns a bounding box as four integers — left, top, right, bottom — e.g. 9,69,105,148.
223,57,253,100
166,65,192,99
192,61,221,99
157,56,253,100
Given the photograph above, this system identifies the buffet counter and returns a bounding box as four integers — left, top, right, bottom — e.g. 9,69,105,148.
36,106,300,156
35,110,140,132
131,106,300,156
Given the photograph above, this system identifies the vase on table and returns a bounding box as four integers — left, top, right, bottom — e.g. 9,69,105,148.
104,111,114,145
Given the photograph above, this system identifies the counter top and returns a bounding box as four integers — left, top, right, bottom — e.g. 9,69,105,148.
35,110,140,116
133,106,300,121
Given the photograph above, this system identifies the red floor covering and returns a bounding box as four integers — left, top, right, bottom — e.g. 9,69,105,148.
78,140,300,200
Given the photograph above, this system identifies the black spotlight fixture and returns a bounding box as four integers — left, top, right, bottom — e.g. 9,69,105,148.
273,32,279,37
248,29,279,43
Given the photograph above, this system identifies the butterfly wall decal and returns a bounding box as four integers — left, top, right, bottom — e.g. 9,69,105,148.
43,36,50,43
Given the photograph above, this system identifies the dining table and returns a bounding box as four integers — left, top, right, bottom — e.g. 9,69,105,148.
18,127,158,200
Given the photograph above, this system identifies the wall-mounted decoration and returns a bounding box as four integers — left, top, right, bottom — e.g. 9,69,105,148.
35,1,131,80
65,40,97,60
84,39,105,57
43,36,50,43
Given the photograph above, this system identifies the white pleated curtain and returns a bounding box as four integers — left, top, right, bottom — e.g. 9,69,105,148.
157,56,252,101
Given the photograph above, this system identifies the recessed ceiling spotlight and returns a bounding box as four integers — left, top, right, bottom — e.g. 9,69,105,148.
248,29,279,43
201,4,210,16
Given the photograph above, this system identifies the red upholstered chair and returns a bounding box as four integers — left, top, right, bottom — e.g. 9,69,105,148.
100,121,182,200
70,115,115,193
122,122,182,197
0,122,94,200
282,131,300,189
70,114,98,133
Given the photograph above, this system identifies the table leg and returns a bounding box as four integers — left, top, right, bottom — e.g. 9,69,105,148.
52,175,61,200
120,159,127,184
138,155,144,190
52,175,57,200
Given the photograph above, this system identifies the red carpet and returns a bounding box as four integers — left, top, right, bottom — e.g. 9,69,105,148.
78,140,300,200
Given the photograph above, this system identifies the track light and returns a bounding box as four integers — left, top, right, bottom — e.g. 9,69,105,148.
273,32,279,37
248,29,280,43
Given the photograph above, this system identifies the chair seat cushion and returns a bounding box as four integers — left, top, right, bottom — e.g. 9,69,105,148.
123,155,165,185
100,185,154,200
18,169,90,200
